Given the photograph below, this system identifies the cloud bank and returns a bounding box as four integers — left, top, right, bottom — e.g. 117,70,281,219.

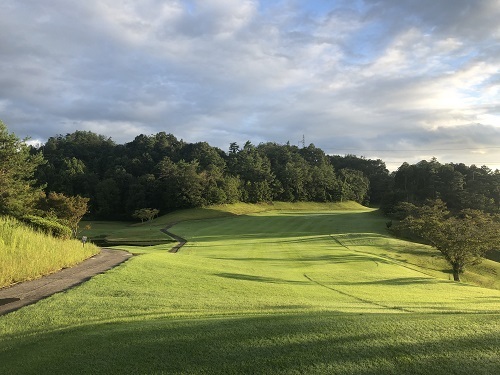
1,0,499,170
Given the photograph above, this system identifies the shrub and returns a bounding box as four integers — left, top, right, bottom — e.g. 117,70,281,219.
21,215,72,239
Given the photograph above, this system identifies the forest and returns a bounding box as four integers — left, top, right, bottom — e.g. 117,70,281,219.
28,130,500,220
0,121,498,222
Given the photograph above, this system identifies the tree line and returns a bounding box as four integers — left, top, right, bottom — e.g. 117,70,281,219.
33,131,375,219
32,130,498,218
1,121,498,220
0,122,88,238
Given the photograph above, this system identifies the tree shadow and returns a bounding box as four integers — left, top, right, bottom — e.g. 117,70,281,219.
215,273,308,285
2,312,499,374
183,210,388,243
332,277,448,286
209,253,390,264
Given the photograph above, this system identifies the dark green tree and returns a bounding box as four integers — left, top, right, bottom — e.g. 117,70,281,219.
132,208,160,223
338,168,370,204
392,200,500,281
329,154,391,204
37,191,89,237
229,143,275,203
0,121,46,217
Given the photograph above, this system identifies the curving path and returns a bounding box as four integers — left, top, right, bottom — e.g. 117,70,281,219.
161,225,187,253
0,248,132,316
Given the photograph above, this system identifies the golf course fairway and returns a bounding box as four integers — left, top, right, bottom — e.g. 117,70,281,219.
1,204,499,374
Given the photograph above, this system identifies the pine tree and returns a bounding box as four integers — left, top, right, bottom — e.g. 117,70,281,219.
0,121,46,217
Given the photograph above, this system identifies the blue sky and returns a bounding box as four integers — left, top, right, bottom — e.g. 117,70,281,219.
1,0,499,170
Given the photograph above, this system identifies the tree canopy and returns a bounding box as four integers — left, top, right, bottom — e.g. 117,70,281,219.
0,121,46,217
0,120,495,225
391,200,500,281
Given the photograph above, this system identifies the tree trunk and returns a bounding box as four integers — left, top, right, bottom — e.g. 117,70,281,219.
452,267,461,282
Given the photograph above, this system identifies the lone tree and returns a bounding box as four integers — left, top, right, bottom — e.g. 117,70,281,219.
133,208,160,223
393,200,500,281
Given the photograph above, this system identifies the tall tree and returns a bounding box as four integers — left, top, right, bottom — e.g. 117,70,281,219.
329,154,391,204
229,143,275,203
338,168,370,204
0,121,46,217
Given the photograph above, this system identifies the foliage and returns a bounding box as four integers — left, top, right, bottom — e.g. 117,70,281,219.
0,121,46,217
37,192,89,237
391,200,500,281
338,168,370,204
329,154,391,204
28,127,498,220
20,215,72,239
383,158,499,215
132,208,160,222
35,131,382,218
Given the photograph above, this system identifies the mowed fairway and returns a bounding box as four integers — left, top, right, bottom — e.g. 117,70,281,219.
1,205,499,374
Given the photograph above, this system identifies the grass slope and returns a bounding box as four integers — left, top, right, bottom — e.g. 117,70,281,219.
1,203,499,374
0,216,100,288
82,201,366,246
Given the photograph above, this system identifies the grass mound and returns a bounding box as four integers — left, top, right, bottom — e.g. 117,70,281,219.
0,216,100,288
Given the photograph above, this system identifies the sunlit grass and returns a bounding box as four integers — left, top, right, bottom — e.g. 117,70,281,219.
83,201,369,246
0,216,100,288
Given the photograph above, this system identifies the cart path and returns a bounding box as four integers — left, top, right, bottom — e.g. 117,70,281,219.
0,248,132,316
161,225,187,253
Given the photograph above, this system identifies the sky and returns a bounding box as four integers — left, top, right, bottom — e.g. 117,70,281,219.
1,0,500,171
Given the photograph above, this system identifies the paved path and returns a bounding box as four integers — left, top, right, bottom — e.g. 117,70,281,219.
0,248,132,316
161,226,187,253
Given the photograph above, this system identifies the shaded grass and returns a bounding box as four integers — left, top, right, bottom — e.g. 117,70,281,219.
79,220,175,246
1,313,499,375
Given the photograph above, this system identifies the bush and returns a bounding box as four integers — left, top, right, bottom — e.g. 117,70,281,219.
21,215,72,239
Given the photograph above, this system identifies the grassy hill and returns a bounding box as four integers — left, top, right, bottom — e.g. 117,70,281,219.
0,216,100,288
83,201,374,246
1,203,499,374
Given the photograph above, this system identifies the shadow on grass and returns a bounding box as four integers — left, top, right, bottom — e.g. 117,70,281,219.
209,253,391,264
332,277,448,286
216,272,308,284
1,312,499,375
184,211,389,243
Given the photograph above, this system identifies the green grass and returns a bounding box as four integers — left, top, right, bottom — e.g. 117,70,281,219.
0,216,100,288
1,204,499,374
83,201,369,246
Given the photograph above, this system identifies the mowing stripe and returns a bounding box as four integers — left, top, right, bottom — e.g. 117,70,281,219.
329,234,439,279
303,273,413,313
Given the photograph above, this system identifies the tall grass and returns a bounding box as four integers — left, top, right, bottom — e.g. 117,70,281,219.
0,216,100,288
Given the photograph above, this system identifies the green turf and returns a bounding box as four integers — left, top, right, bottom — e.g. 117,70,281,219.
83,201,368,246
1,204,499,374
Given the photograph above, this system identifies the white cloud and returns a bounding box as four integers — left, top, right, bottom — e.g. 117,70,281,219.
0,0,499,170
